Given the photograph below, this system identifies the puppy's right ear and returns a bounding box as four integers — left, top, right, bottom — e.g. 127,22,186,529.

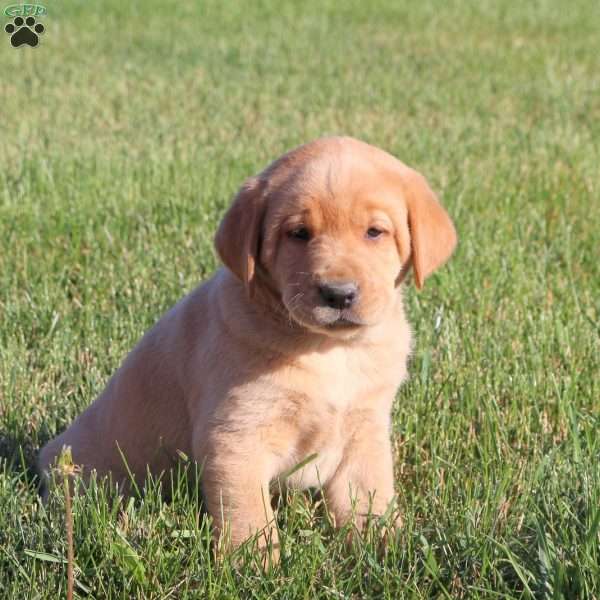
214,176,266,295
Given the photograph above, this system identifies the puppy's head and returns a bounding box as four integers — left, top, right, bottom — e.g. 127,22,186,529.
215,137,457,338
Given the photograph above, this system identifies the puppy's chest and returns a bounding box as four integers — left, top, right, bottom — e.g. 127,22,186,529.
272,346,402,489
284,344,402,410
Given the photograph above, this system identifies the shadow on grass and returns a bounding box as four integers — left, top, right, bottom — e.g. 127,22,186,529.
0,431,41,488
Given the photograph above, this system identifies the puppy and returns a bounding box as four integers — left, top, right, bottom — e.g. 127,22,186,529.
38,136,456,553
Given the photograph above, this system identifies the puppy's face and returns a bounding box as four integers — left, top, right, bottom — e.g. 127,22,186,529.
261,161,405,336
216,137,457,338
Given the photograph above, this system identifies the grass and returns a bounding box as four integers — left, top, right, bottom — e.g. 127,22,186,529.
1,0,599,597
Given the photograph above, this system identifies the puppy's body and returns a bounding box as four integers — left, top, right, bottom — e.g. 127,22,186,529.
39,137,455,549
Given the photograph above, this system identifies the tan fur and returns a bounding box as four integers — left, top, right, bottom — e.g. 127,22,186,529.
38,136,456,552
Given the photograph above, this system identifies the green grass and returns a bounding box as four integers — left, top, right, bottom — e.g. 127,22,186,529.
1,0,599,597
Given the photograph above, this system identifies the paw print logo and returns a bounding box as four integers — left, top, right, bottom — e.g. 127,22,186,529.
5,16,45,47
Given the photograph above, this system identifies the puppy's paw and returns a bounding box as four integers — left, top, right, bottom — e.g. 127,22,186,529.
340,500,403,553
212,521,280,571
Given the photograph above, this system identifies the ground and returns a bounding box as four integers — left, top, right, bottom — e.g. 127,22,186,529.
1,0,599,597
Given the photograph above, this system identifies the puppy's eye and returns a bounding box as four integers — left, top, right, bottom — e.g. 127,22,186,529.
288,226,311,241
366,227,384,239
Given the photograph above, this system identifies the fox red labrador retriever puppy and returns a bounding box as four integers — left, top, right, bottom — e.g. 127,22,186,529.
39,136,457,554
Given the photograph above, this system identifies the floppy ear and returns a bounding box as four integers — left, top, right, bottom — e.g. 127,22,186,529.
401,169,457,289
214,176,266,295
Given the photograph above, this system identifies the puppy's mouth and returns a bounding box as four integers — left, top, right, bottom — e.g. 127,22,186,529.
310,305,367,333
281,290,369,335
323,314,363,330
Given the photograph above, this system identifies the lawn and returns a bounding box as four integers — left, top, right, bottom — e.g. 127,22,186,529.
1,0,599,597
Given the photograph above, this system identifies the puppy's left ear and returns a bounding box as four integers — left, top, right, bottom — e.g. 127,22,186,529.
401,169,457,289
215,176,266,295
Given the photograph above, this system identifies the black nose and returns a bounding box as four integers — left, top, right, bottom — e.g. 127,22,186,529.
318,281,359,310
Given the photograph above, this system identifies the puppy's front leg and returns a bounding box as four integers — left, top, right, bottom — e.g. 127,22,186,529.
324,419,398,533
201,443,278,557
